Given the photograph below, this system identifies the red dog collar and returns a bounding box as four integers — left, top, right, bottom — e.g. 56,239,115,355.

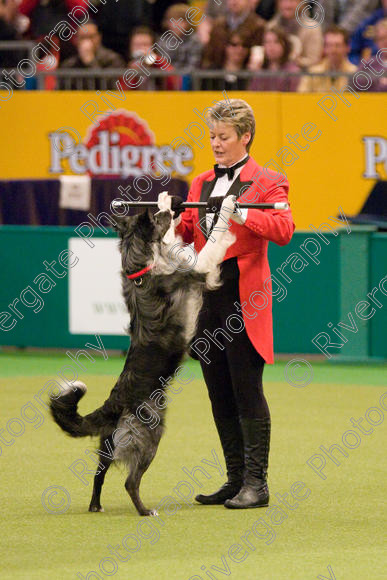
127,264,154,280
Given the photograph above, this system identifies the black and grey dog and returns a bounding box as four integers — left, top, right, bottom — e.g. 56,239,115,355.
50,196,234,516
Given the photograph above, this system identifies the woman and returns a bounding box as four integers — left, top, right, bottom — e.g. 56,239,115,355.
202,31,253,91
249,26,300,91
172,99,295,509
268,0,323,68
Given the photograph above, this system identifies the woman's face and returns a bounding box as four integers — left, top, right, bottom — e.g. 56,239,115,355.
209,121,251,167
264,31,284,63
225,35,249,66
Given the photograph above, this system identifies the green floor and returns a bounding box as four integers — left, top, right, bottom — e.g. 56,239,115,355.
0,353,386,580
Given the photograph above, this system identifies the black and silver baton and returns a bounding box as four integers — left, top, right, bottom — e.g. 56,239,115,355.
112,201,289,211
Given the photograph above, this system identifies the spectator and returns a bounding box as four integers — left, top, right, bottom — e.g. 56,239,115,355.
268,0,323,68
119,26,180,90
202,30,253,90
318,0,379,36
201,0,264,69
159,3,202,70
148,0,189,34
298,26,356,92
249,26,300,91
201,0,275,43
350,18,387,92
349,0,387,65
0,0,17,39
93,0,148,61
205,0,275,23
60,21,125,89
18,0,90,62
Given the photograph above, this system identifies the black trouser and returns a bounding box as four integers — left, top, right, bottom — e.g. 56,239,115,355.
195,258,269,421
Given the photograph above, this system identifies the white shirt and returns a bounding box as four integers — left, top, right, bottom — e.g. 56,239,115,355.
206,154,249,232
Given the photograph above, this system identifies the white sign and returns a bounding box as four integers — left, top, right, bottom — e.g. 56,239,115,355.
69,238,129,335
59,175,91,210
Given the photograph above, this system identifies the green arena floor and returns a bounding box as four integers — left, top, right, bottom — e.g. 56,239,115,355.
0,352,386,580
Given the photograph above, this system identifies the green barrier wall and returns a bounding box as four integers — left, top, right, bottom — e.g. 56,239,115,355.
0,226,385,359
370,233,387,359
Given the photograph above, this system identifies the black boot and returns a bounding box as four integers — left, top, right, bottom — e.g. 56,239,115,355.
195,416,244,505
224,417,270,509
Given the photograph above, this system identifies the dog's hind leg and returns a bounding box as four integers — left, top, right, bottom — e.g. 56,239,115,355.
89,434,115,513
124,427,163,517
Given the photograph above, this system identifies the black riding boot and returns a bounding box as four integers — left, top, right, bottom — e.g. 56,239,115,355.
195,416,244,505
224,417,270,509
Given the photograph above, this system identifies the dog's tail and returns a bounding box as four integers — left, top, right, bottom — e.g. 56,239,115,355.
50,381,117,438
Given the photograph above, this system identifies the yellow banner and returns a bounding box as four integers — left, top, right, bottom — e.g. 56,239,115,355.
0,90,385,229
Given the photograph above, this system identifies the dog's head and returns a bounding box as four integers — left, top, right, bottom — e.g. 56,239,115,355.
113,209,172,242
113,209,172,274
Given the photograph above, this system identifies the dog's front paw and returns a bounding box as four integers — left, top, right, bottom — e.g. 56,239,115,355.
157,191,172,213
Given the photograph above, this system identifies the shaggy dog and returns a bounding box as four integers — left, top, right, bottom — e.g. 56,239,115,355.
50,195,235,516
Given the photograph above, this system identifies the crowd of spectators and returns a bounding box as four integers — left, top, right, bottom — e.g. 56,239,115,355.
0,0,385,91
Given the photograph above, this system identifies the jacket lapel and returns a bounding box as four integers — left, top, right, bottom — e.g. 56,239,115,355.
225,175,254,201
198,178,217,239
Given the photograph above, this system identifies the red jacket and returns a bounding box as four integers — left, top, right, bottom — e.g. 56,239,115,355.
176,156,295,364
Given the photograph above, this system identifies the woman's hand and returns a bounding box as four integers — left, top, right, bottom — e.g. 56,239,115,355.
221,196,245,225
170,196,185,218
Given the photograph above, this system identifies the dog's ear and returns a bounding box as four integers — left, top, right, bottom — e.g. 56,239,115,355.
112,215,130,235
137,208,154,223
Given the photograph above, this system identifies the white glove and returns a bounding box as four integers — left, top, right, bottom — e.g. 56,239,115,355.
221,196,245,225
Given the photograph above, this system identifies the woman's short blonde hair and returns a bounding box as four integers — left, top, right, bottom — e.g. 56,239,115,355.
206,98,256,152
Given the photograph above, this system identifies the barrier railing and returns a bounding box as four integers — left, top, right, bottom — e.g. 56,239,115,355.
0,40,35,66
0,61,357,91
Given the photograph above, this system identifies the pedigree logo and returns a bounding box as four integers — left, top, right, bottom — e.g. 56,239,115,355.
362,136,387,179
48,110,193,178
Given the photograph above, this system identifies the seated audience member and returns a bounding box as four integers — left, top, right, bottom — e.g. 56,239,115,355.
249,26,300,91
60,22,125,89
318,0,379,35
159,3,202,70
94,0,145,60
298,26,356,92
350,19,387,92
268,0,323,68
0,0,17,39
201,0,275,43
202,31,253,90
18,0,88,61
149,0,189,34
349,0,387,65
119,26,180,90
201,0,265,69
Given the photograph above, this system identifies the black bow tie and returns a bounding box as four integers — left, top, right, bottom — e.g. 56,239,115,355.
214,156,249,181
